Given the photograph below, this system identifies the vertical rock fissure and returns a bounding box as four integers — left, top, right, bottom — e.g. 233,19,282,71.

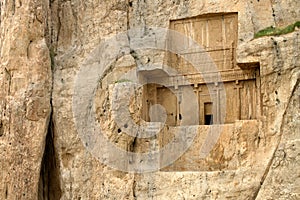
126,0,130,30
269,0,277,26
125,4,140,199
132,179,137,200
37,0,62,198
38,111,62,200
12,0,15,15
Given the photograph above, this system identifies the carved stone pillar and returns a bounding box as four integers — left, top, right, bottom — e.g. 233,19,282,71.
234,80,243,120
193,84,201,125
213,83,222,124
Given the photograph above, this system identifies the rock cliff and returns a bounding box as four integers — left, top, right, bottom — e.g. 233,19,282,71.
0,0,299,199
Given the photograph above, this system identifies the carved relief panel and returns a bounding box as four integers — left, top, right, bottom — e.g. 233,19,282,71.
169,13,238,73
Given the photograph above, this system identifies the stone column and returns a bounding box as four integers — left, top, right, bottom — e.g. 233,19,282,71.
193,84,201,125
213,83,222,124
234,80,243,120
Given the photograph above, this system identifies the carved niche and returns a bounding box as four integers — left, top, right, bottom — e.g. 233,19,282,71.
140,13,261,126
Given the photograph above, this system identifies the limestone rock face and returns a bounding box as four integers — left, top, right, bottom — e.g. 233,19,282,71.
0,0,299,200
256,81,300,200
0,0,52,199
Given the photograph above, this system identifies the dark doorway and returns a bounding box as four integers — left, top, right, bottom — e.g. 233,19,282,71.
204,102,213,125
205,114,213,125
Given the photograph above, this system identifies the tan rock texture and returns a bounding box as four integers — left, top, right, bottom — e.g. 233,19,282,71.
0,0,52,199
0,0,299,199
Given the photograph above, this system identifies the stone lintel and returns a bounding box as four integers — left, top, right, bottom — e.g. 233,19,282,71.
147,68,257,87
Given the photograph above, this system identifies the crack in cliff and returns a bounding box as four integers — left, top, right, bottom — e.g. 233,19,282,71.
12,0,15,15
253,76,300,200
38,57,61,199
126,0,130,30
38,0,62,198
271,38,284,72
270,0,276,26
4,68,11,94
124,3,140,199
38,111,62,200
132,179,137,200
55,0,62,47
3,68,11,137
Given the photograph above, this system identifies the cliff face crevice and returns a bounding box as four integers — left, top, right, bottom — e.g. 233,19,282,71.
38,115,62,200
37,1,62,199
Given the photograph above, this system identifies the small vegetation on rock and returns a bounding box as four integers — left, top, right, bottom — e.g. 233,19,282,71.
254,21,300,38
115,79,132,83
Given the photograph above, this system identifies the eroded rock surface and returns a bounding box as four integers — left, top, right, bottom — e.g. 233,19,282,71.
0,0,52,199
0,0,299,199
